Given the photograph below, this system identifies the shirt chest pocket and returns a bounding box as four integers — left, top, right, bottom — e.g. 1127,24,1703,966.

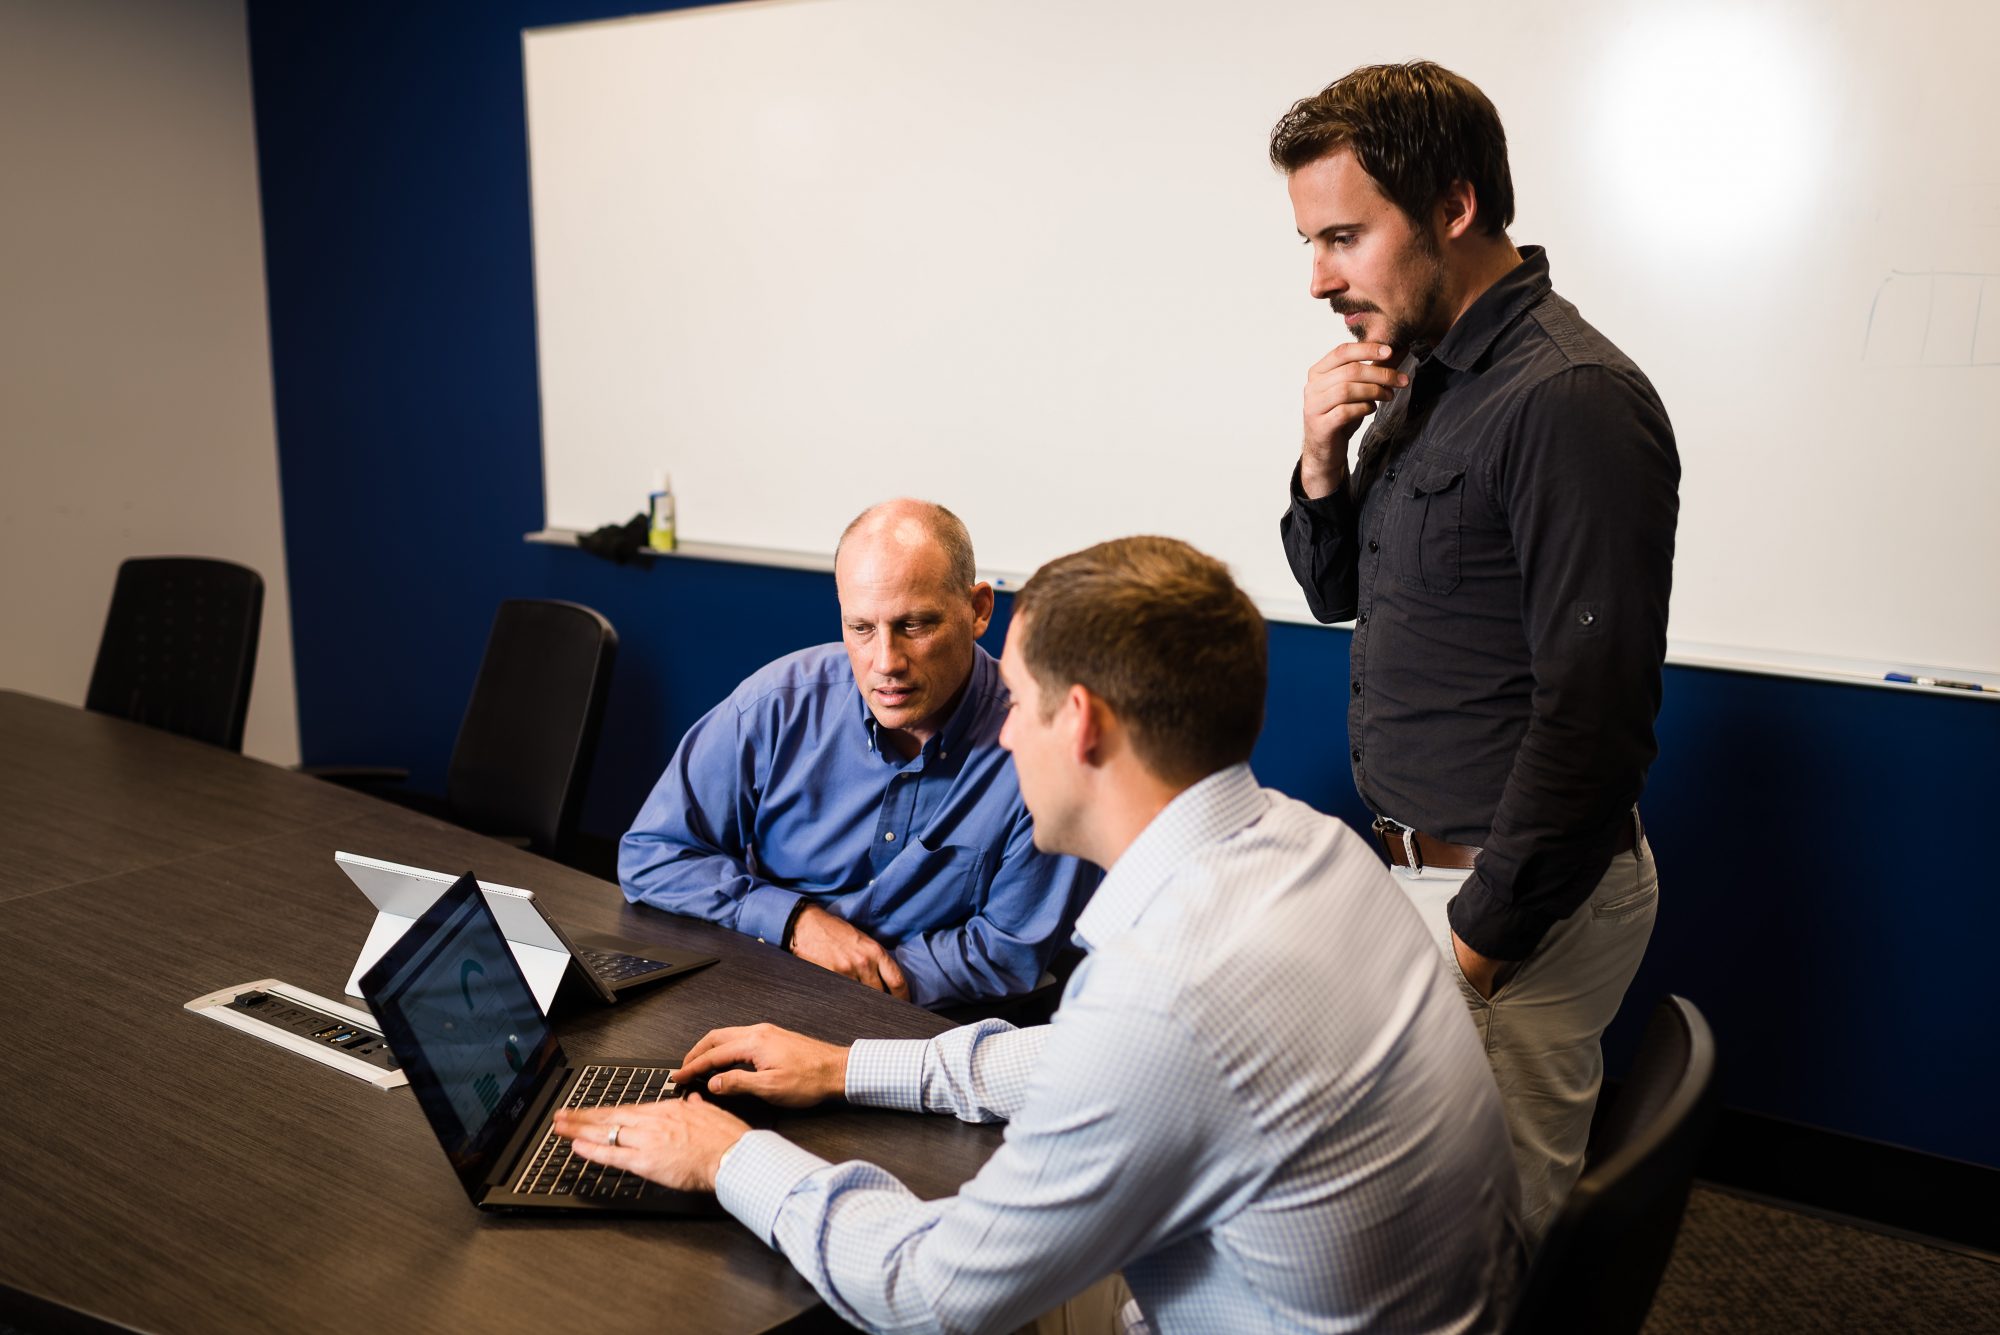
859,839,989,933
1397,461,1466,596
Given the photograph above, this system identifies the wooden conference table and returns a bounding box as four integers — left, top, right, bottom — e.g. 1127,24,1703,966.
0,689,1003,1334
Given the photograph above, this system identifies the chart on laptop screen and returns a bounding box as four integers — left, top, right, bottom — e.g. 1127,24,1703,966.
385,898,550,1133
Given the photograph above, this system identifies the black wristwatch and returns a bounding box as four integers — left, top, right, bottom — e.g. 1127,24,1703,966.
779,898,808,950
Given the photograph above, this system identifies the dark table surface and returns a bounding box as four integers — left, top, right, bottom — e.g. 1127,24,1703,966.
0,690,1002,1334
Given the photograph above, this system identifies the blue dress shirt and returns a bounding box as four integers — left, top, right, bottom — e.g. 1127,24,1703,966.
619,644,1098,1007
714,765,1526,1333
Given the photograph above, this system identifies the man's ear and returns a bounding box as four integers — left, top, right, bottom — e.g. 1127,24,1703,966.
968,581,995,637
1437,178,1478,242
1067,684,1102,765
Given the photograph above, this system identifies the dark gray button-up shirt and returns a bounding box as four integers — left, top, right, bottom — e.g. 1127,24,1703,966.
1281,247,1679,959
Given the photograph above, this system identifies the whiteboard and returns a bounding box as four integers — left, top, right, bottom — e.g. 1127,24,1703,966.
524,0,2000,676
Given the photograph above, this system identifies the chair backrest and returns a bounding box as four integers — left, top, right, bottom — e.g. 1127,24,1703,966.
444,599,618,858
85,557,265,752
1505,995,1720,1335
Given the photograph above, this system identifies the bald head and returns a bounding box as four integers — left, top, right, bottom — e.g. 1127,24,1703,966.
836,499,977,590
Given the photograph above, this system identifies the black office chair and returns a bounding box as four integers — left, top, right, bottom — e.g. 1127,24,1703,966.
311,599,618,860
1505,995,1720,1335
85,557,264,751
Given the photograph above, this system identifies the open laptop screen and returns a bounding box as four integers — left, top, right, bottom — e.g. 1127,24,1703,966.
362,873,564,1196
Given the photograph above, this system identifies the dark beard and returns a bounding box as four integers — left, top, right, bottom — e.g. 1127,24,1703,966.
1387,234,1450,359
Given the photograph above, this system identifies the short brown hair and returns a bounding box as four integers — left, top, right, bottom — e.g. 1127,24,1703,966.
1268,60,1514,236
1013,536,1266,787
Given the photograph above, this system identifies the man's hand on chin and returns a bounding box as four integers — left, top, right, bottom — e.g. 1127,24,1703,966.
789,903,911,1000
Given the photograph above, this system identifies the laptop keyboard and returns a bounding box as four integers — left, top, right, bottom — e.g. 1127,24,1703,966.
577,946,677,984
512,1064,686,1200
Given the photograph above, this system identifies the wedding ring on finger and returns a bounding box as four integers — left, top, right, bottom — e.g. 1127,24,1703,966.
607,1124,623,1148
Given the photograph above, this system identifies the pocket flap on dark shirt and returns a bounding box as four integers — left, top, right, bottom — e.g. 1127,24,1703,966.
1410,461,1466,496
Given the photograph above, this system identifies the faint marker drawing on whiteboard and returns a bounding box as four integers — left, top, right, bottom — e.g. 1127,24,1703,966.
1863,271,2000,365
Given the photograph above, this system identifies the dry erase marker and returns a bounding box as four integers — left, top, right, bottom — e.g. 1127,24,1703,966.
1884,672,1990,692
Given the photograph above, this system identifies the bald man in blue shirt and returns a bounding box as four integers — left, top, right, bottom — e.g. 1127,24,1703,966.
619,499,1097,1009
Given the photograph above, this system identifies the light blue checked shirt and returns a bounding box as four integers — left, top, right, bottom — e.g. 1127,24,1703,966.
717,765,1524,1333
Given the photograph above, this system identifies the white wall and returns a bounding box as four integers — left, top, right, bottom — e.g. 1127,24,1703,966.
0,0,298,762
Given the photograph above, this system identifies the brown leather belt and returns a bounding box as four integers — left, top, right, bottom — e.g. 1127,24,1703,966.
1372,813,1639,871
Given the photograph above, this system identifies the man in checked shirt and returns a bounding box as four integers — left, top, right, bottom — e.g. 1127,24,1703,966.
556,536,1524,1334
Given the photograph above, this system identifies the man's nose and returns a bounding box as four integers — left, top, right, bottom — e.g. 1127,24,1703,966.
1310,254,1344,301
873,633,907,676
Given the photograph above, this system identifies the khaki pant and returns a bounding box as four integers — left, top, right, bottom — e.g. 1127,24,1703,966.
1395,835,1660,1240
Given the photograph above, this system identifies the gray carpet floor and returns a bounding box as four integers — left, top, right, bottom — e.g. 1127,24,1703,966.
1644,1186,2000,1333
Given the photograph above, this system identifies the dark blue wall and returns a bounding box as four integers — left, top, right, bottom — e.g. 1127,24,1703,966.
248,2,2000,1169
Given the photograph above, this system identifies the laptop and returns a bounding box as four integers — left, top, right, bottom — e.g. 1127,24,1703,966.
338,851,715,1012
359,869,717,1215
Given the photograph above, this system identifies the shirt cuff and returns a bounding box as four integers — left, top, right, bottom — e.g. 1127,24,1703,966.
739,885,805,946
1448,869,1559,960
1289,459,1346,514
889,940,950,1010
844,1038,931,1112
714,1129,831,1244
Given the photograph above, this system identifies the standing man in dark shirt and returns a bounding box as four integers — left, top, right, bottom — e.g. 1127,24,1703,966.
1272,61,1679,1237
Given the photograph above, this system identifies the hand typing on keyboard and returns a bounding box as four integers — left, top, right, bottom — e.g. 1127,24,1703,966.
553,1093,750,1195
672,1023,850,1109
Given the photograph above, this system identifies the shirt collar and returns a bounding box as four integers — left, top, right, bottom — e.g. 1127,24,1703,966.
1427,244,1551,373
856,643,995,763
1072,763,1270,952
